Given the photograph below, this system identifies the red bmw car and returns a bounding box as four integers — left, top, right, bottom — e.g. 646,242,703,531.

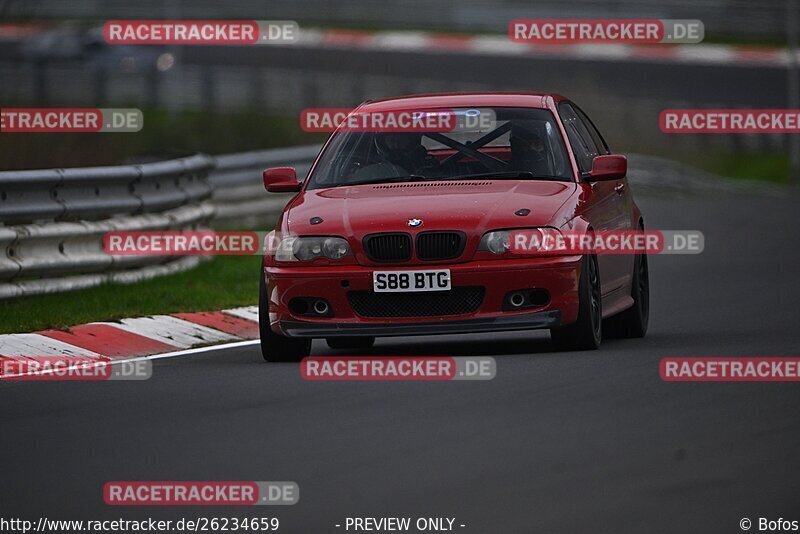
259,93,649,361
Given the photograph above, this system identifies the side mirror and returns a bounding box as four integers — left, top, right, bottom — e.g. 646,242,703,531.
588,155,627,182
263,167,301,192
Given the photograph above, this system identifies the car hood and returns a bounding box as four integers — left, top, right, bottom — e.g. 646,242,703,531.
284,180,578,237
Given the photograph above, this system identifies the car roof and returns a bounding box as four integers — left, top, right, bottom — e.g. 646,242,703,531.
357,92,566,112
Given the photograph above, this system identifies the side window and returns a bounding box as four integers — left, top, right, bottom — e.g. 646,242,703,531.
573,105,610,156
558,103,599,173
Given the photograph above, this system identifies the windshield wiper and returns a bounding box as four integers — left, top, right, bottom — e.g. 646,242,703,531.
344,174,428,187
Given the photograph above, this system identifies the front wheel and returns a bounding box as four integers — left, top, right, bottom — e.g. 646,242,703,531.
604,252,649,339
259,271,311,362
550,254,602,351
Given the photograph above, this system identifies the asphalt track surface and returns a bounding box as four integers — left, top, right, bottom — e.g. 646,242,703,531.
2,186,800,533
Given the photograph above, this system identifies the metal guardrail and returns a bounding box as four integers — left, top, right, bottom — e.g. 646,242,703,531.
0,145,322,299
0,154,215,224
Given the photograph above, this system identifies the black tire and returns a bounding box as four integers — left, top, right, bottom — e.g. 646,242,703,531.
550,254,602,351
325,337,376,350
604,252,649,339
259,271,311,362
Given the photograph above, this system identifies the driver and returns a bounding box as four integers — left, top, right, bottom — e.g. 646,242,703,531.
373,133,437,175
511,127,551,176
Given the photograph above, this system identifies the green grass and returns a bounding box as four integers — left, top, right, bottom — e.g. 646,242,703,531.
0,255,261,334
689,152,791,184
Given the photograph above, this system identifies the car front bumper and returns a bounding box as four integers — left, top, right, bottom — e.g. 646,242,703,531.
264,256,582,338
281,309,562,337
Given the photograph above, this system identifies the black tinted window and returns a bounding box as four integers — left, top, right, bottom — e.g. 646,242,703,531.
558,103,600,173
574,105,609,155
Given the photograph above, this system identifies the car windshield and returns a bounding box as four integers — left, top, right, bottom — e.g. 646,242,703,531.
306,107,574,189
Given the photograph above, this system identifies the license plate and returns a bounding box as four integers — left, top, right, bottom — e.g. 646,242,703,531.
373,269,451,293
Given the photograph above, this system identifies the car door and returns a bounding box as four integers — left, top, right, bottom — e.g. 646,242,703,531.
558,102,629,297
573,104,635,292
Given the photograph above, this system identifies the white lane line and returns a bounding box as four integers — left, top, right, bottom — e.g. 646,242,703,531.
93,316,239,348
223,306,259,323
0,333,102,358
121,339,261,364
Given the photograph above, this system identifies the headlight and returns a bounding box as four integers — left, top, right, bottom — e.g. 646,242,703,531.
479,228,564,256
479,231,511,255
275,236,352,262
323,237,350,259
